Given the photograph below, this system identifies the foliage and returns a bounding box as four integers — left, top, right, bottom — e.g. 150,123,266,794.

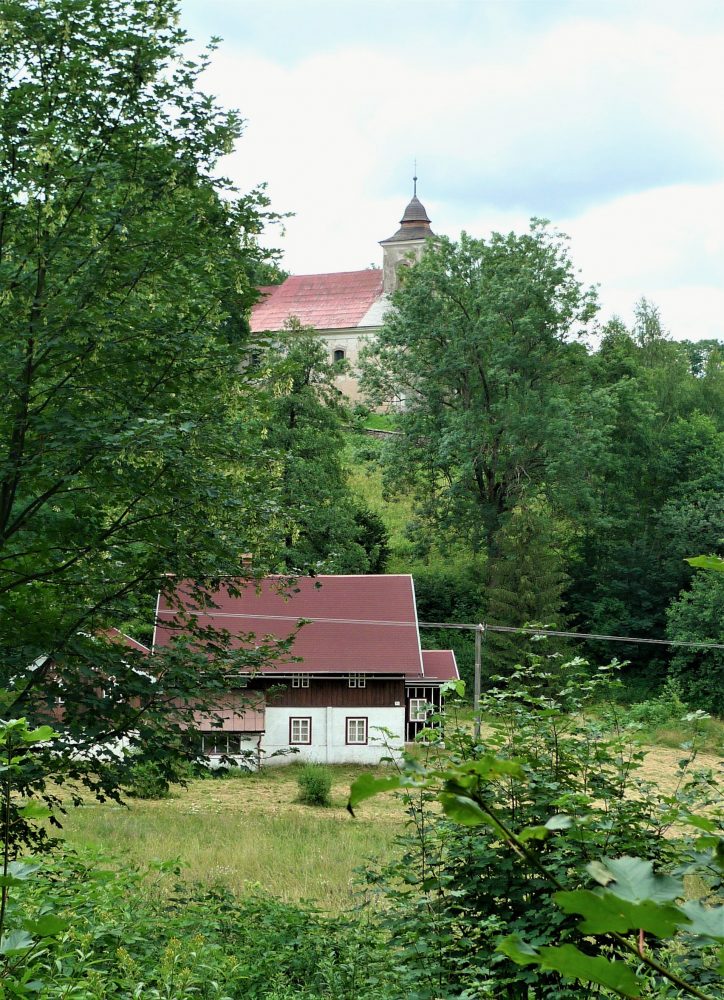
123,761,171,801
351,656,723,998
296,763,333,807
253,322,389,573
620,678,689,731
360,222,603,556
566,315,724,676
0,849,395,998
483,499,571,674
0,0,292,825
667,568,724,715
412,564,485,688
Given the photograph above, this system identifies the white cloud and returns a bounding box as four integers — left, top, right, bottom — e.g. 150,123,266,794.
190,6,724,341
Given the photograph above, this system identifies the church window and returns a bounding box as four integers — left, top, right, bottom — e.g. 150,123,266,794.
333,348,345,362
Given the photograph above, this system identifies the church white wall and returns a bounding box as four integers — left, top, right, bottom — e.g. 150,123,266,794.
262,706,404,765
318,328,374,403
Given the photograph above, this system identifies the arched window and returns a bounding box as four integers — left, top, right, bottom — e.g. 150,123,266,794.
333,348,345,363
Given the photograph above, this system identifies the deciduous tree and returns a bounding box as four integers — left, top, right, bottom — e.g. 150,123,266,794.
0,0,284,818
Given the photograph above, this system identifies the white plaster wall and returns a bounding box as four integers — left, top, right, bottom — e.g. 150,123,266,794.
262,706,404,766
318,329,376,404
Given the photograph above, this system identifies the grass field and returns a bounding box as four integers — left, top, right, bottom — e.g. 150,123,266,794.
57,743,721,914
58,763,406,914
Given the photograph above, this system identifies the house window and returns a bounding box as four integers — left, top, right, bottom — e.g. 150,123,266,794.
292,675,310,688
409,698,429,723
333,348,345,362
348,673,366,688
289,717,311,745
199,732,246,755
346,718,368,745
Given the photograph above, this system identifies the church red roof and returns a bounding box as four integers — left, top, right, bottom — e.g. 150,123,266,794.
250,270,384,333
154,575,425,678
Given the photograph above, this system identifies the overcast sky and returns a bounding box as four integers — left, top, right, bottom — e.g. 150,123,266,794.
180,0,724,342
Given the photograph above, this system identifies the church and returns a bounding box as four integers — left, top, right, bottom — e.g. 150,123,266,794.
249,186,436,401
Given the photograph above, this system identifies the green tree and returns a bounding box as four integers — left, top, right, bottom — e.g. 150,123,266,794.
0,0,284,820
484,500,570,675
666,568,724,714
567,314,724,681
255,322,390,573
361,224,604,558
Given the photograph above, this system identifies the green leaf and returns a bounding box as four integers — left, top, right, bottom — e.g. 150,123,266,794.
545,814,573,830
679,901,724,941
685,555,724,573
21,725,56,744
497,935,642,997
555,889,689,937
438,793,488,827
682,813,718,833
454,755,525,781
0,929,34,955
586,856,681,903
518,825,551,843
347,773,403,814
23,913,68,937
7,860,41,881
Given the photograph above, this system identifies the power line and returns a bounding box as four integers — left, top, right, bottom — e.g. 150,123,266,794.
155,609,724,651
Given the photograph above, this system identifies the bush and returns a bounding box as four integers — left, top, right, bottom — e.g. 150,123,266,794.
1,850,395,999
358,655,722,999
124,757,197,799
297,763,332,806
622,677,688,729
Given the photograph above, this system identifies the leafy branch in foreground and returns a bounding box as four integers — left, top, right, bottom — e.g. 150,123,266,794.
349,659,723,998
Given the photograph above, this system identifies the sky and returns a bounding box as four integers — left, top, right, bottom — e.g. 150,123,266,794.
179,0,724,342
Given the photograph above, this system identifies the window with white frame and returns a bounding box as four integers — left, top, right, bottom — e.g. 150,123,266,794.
409,698,429,722
292,674,310,688
346,717,367,744
348,673,366,688
199,732,246,755
289,717,311,744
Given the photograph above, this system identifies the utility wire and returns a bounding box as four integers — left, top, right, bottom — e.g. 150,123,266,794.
155,609,724,651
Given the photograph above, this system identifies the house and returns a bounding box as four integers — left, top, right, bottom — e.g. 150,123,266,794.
249,185,436,402
152,574,458,766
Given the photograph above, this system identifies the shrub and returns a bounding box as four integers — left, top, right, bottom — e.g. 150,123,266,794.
297,763,332,806
623,677,688,729
124,760,187,799
1,850,395,999
356,654,722,999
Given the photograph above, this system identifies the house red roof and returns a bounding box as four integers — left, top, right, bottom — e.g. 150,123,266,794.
250,270,384,333
421,650,459,682
193,692,265,734
100,628,151,655
154,575,425,678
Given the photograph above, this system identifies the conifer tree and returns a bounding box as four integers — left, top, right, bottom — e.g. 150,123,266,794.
484,501,570,675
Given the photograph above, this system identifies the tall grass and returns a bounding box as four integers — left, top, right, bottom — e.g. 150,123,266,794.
58,764,403,913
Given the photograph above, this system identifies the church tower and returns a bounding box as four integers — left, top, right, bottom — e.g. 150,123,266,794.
379,179,435,295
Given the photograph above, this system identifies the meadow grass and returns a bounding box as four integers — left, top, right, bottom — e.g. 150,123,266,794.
56,736,722,916
362,413,398,431
58,763,405,914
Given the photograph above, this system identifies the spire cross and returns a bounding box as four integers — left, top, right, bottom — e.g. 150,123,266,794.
413,159,417,197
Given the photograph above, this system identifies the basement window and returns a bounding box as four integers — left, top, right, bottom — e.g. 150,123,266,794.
289,717,311,745
199,732,247,756
346,718,368,745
